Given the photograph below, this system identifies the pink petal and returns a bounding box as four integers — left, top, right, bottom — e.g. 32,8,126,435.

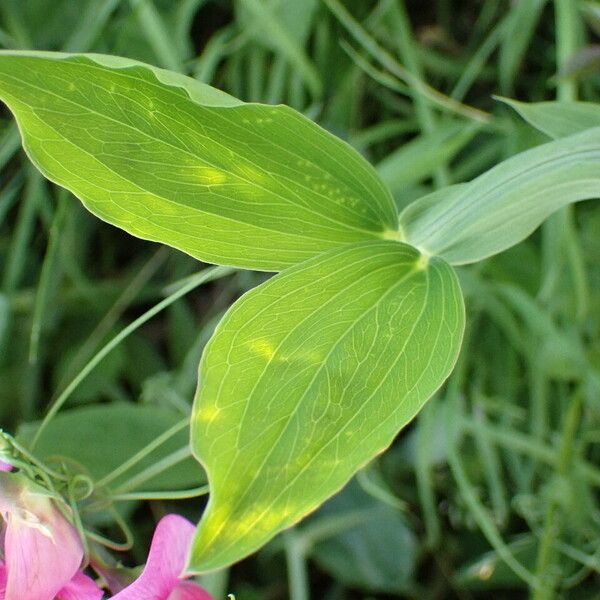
110,515,197,600
58,571,104,600
0,560,7,600
168,581,212,600
0,462,12,472
2,476,83,600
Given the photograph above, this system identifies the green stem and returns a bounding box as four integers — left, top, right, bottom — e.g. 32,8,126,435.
415,400,441,548
554,0,578,102
85,505,134,551
29,192,68,366
109,484,209,502
387,0,449,187
95,417,188,489
532,391,583,600
448,437,540,590
540,0,589,320
31,265,232,450
113,446,191,494
284,530,310,600
198,569,230,599
58,246,168,390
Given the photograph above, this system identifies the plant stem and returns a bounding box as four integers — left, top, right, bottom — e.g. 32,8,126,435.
387,0,449,187
532,391,583,600
540,0,588,320
95,417,188,489
448,436,540,589
284,530,310,600
113,445,191,493
554,0,578,102
109,484,209,502
31,265,232,450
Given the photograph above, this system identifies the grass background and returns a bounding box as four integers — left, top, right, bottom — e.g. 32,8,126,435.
1,0,600,598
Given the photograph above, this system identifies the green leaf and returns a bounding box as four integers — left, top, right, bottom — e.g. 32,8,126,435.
309,481,417,594
18,403,204,491
189,240,464,571
0,50,398,271
399,127,600,265
499,97,600,138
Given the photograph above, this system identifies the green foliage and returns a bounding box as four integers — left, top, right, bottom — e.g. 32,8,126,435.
0,51,397,271
500,98,600,138
309,482,417,594
190,241,464,569
399,128,600,264
1,1,600,598
18,403,204,491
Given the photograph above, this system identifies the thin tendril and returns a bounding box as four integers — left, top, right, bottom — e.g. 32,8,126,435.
109,484,209,502
84,505,134,552
32,265,232,450
95,417,188,489
113,446,192,494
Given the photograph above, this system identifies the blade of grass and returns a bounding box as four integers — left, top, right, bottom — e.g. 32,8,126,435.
238,0,322,99
447,412,540,589
2,167,45,295
385,0,450,186
532,390,583,600
540,0,589,320
0,123,21,171
63,0,124,52
323,0,491,123
128,0,183,71
499,0,547,94
56,247,169,392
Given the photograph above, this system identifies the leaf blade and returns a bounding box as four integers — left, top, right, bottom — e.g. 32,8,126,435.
499,97,600,139
399,127,600,265
189,240,464,571
0,51,398,271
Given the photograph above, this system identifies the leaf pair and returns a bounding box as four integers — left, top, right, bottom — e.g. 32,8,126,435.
1,51,599,571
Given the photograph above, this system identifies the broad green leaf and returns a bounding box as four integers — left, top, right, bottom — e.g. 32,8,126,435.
189,240,464,571
309,481,417,594
399,127,600,265
0,50,398,271
18,403,204,491
499,97,600,138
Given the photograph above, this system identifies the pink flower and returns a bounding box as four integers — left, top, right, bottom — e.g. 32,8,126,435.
110,515,212,600
0,471,102,600
0,462,11,472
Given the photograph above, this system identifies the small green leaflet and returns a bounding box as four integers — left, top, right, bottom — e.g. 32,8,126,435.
499,97,600,139
0,51,398,271
189,241,464,571
399,126,600,265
